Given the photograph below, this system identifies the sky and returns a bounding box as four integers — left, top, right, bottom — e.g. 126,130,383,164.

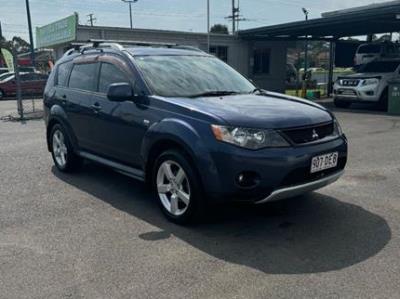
0,0,392,44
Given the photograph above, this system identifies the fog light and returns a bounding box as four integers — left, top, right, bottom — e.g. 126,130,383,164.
236,171,260,189
365,90,374,96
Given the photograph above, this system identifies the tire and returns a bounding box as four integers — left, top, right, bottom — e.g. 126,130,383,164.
0,89,5,100
153,150,205,224
334,98,351,109
50,124,82,172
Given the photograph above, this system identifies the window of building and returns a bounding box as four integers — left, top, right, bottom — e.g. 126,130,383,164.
210,46,228,63
68,63,98,91
98,63,130,93
253,49,271,75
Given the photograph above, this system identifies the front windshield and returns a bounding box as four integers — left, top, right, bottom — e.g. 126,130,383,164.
360,61,400,73
134,55,255,97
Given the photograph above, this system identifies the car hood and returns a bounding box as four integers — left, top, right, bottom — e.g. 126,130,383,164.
340,73,389,79
166,92,332,129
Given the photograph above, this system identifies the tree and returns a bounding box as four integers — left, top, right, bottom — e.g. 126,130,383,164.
12,36,31,53
210,24,229,34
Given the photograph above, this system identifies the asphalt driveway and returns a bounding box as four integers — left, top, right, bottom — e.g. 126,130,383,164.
0,100,399,298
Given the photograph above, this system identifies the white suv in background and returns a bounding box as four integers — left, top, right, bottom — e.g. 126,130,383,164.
354,42,400,67
333,59,400,109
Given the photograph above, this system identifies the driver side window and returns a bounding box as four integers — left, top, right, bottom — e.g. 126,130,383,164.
98,62,130,94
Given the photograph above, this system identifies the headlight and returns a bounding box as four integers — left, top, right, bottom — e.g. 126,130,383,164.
362,78,379,86
333,119,344,136
211,125,290,149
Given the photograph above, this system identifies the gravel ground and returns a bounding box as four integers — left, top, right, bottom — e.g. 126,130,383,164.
0,100,399,299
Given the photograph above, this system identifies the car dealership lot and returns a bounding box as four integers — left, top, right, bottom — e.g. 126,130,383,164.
1,100,399,298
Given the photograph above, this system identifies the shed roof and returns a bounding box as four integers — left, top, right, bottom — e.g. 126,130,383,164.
239,0,400,41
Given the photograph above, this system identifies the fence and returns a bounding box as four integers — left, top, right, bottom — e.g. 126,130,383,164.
1,42,49,121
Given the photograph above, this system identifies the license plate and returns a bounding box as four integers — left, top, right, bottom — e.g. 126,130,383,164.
311,152,339,174
339,89,355,95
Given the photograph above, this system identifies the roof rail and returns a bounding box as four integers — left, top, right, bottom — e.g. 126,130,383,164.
62,39,206,58
89,39,205,52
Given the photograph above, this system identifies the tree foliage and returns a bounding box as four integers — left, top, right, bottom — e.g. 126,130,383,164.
210,24,229,34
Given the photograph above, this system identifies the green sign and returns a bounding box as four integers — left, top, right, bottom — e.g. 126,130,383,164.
36,14,77,48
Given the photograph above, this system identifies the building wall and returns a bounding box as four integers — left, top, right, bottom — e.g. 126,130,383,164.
51,25,288,92
249,41,290,92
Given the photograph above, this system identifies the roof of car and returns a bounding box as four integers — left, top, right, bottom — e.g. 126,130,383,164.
126,47,209,57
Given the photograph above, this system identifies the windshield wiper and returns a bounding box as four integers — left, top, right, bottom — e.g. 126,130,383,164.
188,91,240,98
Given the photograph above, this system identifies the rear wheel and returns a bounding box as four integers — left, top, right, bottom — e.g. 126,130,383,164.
153,150,204,224
50,124,82,172
334,98,351,108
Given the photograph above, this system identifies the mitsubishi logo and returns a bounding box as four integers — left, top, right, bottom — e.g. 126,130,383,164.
312,129,319,140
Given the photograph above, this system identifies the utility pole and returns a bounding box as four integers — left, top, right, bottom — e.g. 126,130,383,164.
301,7,309,98
0,21,3,40
207,0,210,53
25,0,35,66
225,0,244,34
232,0,236,34
87,13,96,26
122,0,138,29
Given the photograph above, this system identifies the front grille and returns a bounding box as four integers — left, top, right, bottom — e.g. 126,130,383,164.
340,79,360,87
280,156,347,188
281,122,334,145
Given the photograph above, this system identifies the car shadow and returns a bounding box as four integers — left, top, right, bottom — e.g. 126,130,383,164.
52,163,391,275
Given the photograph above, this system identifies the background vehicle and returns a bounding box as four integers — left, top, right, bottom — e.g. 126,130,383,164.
0,72,47,99
354,42,400,67
44,43,347,224
0,72,17,82
333,59,400,109
0,68,9,75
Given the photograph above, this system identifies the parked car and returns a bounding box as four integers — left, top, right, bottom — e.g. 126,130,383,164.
0,68,9,75
0,72,48,99
44,43,347,224
0,72,16,82
333,59,400,109
354,42,400,67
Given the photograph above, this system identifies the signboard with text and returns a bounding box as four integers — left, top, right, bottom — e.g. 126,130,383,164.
36,14,77,48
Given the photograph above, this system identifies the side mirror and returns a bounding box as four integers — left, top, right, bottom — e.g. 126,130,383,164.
107,82,134,102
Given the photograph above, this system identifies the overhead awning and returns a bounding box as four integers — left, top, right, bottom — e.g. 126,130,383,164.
239,0,400,41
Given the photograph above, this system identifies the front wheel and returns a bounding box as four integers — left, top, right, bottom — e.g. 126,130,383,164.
153,150,204,224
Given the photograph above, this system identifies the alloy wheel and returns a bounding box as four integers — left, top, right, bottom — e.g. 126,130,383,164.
156,160,191,216
52,129,68,168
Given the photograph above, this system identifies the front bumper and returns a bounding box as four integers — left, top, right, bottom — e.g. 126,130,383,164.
333,85,380,102
255,170,344,204
204,136,347,202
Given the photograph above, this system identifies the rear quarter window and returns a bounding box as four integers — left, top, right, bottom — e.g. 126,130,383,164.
56,62,71,87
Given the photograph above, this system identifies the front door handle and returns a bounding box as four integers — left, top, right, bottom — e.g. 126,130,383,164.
91,103,102,113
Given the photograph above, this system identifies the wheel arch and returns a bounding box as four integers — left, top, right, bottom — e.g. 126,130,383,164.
46,106,78,152
141,118,220,194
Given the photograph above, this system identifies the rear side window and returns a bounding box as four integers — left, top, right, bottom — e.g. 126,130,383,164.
358,45,381,54
98,63,130,93
69,63,98,91
57,62,70,87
